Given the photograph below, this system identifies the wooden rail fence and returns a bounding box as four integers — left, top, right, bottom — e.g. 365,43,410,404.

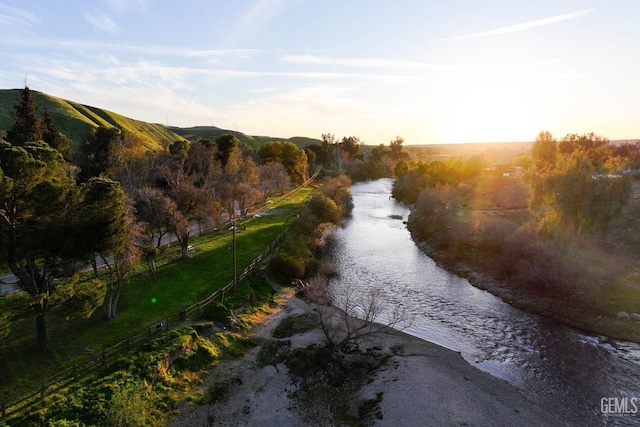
0,319,169,419
0,222,290,420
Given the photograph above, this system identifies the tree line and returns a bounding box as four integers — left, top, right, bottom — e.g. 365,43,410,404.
0,87,409,350
392,130,640,318
0,87,305,350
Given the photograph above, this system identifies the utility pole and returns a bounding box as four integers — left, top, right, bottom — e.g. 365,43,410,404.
232,210,237,292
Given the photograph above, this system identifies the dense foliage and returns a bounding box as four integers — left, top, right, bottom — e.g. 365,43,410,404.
393,130,640,327
269,174,353,281
0,86,414,422
1,87,318,348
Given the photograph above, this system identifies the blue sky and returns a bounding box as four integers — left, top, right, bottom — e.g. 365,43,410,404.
1,0,638,144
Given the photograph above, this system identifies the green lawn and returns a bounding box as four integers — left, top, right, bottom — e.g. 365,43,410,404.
0,187,312,394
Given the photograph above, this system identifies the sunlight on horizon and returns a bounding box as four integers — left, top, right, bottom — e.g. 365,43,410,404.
432,72,544,144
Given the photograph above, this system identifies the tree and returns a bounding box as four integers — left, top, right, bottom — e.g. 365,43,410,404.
105,131,151,195
389,136,405,160
70,178,134,319
218,147,260,223
300,276,408,351
532,153,631,236
0,141,122,348
257,141,309,184
215,133,239,168
338,136,363,160
162,164,207,259
135,186,175,248
7,86,43,146
186,139,221,185
280,141,308,184
531,131,557,170
558,133,611,170
135,187,176,279
0,141,74,349
258,162,290,199
305,133,335,170
41,107,71,160
78,126,122,181
529,131,632,237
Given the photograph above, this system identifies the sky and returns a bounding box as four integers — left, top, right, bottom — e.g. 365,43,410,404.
1,0,639,145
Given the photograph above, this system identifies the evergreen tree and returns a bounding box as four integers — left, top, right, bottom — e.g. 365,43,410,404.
7,86,43,146
42,107,71,160
78,126,121,180
215,133,239,167
0,140,127,348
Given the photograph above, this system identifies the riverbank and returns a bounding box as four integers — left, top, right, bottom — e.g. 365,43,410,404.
410,232,640,345
168,286,567,426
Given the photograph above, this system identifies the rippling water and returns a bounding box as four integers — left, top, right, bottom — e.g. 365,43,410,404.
328,178,640,426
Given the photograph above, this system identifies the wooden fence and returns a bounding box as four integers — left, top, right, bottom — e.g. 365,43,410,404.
0,168,318,420
0,319,169,419
0,223,290,420
179,226,288,320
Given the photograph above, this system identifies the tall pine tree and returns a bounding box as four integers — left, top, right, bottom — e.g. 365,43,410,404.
7,86,43,146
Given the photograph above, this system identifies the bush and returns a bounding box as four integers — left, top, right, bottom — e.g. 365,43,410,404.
307,193,341,224
270,250,307,279
201,302,231,320
479,217,517,253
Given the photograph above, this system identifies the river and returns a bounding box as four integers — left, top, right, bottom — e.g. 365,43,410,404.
328,178,640,426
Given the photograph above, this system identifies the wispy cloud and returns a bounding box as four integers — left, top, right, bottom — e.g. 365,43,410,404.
0,36,259,59
229,0,296,45
435,8,597,41
85,11,121,35
107,0,151,13
0,2,39,34
281,55,458,71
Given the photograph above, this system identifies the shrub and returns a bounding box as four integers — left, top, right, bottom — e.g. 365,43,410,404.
307,193,341,224
478,217,517,253
270,250,308,279
201,302,231,320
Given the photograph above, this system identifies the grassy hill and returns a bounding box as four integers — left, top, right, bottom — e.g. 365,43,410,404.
0,89,185,151
0,89,321,151
168,126,320,150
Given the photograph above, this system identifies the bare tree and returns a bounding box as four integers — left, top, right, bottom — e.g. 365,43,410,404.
300,275,410,352
259,162,291,200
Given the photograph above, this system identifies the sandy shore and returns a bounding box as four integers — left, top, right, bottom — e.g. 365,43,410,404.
168,291,567,427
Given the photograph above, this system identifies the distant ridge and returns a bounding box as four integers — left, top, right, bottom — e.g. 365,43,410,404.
0,89,321,151
167,126,320,150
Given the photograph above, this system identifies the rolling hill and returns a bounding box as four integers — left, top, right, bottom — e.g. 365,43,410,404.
168,125,320,150
0,89,320,151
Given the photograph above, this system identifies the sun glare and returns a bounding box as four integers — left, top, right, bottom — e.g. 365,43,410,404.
438,73,541,143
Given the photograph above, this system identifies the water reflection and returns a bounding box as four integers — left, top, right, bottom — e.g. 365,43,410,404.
328,178,640,426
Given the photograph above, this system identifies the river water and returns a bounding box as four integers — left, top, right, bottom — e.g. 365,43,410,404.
328,178,640,426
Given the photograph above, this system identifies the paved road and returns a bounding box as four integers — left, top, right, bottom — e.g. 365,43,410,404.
0,220,216,295
0,168,320,295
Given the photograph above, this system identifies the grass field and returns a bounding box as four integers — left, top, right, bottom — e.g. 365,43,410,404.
0,186,312,396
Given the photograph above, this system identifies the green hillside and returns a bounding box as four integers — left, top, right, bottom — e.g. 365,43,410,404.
168,126,320,150
0,89,321,152
0,89,185,151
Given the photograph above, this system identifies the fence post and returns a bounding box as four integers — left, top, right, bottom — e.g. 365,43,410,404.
179,310,186,321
